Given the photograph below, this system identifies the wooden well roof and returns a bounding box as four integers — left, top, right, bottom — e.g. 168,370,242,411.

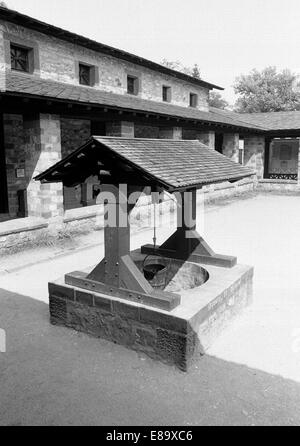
35,137,254,191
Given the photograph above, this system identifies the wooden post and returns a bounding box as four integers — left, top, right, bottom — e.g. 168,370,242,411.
102,184,130,287
0,113,9,214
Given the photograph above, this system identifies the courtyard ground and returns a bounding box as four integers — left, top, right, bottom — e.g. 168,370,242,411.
1,191,300,426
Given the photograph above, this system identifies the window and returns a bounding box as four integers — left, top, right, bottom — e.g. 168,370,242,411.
189,93,198,108
79,64,92,86
11,45,30,72
6,35,39,75
162,86,171,102
77,62,99,87
127,75,139,95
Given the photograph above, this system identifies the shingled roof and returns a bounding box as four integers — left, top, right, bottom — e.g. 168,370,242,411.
2,71,265,131
0,6,222,91
210,107,300,131
234,111,300,131
35,137,254,191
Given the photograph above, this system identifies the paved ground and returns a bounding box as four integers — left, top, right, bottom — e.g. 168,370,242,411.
1,192,300,426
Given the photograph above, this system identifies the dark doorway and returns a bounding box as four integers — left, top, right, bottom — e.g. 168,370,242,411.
215,133,224,154
0,114,9,215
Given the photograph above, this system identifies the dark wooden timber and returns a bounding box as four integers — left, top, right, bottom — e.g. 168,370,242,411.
0,113,8,214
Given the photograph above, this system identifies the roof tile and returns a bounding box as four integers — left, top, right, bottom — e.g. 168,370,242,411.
36,137,254,190
2,71,265,131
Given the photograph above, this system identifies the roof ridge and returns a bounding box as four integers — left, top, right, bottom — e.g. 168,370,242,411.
94,136,201,142
0,6,223,91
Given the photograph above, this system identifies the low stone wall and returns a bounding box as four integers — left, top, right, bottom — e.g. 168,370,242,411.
202,176,256,202
0,217,48,254
49,263,253,371
0,179,256,254
258,179,300,192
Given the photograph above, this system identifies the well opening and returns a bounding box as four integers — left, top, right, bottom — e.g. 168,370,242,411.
136,256,209,293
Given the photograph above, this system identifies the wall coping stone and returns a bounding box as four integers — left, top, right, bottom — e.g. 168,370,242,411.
0,217,48,237
63,205,104,223
259,179,298,185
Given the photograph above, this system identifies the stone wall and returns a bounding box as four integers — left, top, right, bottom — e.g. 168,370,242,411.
3,114,25,217
135,124,160,139
61,118,91,157
24,114,63,219
196,131,215,149
48,263,253,371
3,113,65,219
222,133,239,163
244,135,265,180
258,179,300,192
0,20,209,111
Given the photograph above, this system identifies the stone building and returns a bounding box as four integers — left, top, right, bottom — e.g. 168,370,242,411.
0,6,300,243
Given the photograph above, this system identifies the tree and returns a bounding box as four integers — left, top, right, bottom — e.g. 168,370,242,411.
0,1,8,7
161,59,201,79
234,66,300,113
190,64,201,80
209,91,229,109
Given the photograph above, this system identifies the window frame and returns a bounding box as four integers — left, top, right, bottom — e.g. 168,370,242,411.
76,62,99,87
127,75,140,96
4,33,40,75
10,44,30,73
162,85,172,103
79,63,92,86
189,93,198,108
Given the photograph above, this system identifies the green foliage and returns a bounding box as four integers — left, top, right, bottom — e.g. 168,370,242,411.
209,91,229,109
234,66,300,113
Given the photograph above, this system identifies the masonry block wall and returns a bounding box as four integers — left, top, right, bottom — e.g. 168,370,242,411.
24,114,63,219
159,127,182,140
0,20,210,111
106,121,135,138
3,114,25,217
196,131,215,149
0,28,5,90
61,118,91,158
244,136,265,180
2,113,64,219
135,124,160,139
222,133,239,163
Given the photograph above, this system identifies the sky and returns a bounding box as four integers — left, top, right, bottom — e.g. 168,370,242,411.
4,0,300,105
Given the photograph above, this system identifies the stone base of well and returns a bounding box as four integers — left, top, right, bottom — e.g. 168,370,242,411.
49,263,253,371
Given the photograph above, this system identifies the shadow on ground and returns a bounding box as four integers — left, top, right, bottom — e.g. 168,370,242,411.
0,288,300,426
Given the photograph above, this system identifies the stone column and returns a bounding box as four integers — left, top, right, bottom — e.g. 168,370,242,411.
244,135,265,180
222,133,240,163
159,127,183,140
196,131,215,149
106,121,134,137
24,114,64,220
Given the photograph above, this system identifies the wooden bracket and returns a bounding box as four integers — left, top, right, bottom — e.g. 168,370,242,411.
141,229,237,268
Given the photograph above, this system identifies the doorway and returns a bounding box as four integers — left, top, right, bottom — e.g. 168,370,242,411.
215,133,224,154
